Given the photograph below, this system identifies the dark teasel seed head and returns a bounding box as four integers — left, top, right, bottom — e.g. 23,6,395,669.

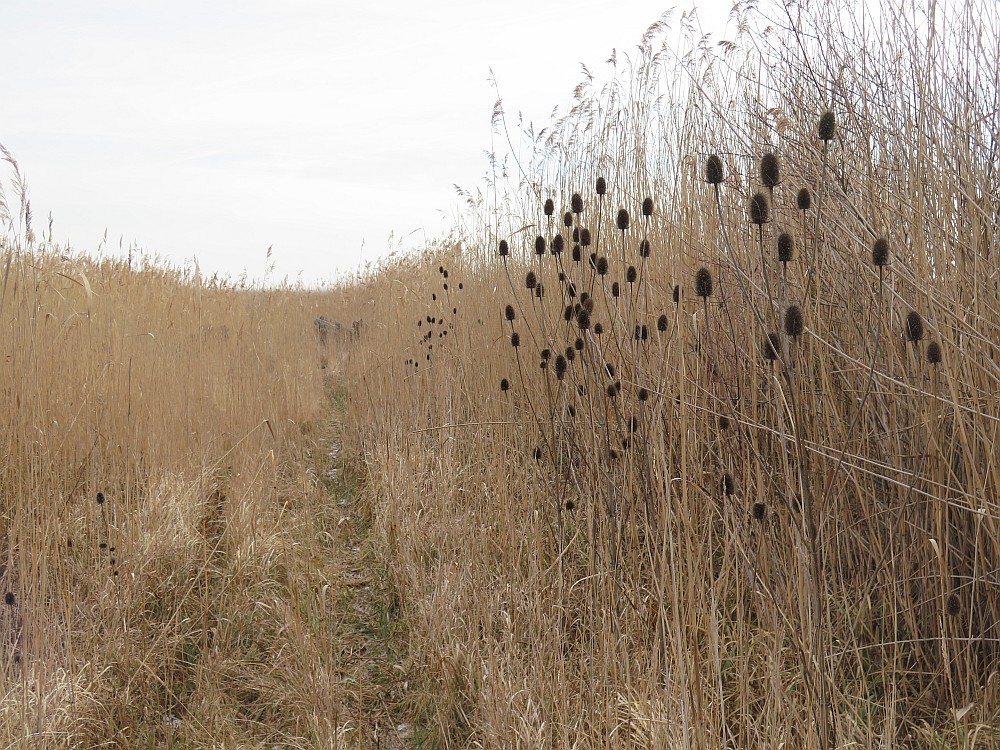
796,187,812,210
784,305,804,338
594,322,604,335
657,313,668,332
705,153,724,184
762,332,781,361
498,240,509,257
500,378,510,392
673,285,680,304
760,152,780,188
616,208,630,231
723,473,735,496
596,256,609,275
927,341,942,365
872,237,889,267
642,197,653,216
541,348,551,360
97,492,105,505
504,304,515,321
606,384,618,398
627,265,637,283
438,265,444,274
719,415,730,430
695,267,713,298
583,297,595,314
551,235,564,254
4,592,14,606
566,282,576,298
580,228,592,246
580,291,589,303
572,227,580,242
749,192,770,226
555,355,567,376
511,332,520,348
565,500,575,510
563,305,573,321
534,236,546,255
577,309,591,330
544,198,554,216
565,347,575,361
572,245,581,262
564,211,574,227
574,338,584,351
639,239,650,258
634,324,642,340
905,310,924,342
596,176,607,195
611,282,620,298
638,388,649,402
525,271,537,289
752,502,767,521
571,193,584,214
946,593,961,617
777,232,794,263
818,110,836,142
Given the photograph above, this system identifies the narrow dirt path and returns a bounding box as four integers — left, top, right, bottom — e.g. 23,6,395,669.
322,387,418,750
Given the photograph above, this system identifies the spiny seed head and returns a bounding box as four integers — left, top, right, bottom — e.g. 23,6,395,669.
638,388,649,402
511,332,520,348
525,271,537,289
673,285,680,304
580,228,592,246
594,322,604,335
777,232,794,263
611,281,620,298
540,348,551,360
763,332,780,362
749,192,770,226
499,240,509,257
96,492,105,505
627,265,637,283
500,378,510,392
872,237,889,267
565,347,575,362
657,313,668,332
596,256,609,275
551,235,564,254
723,473,735,496
563,211,573,227
752,502,767,521
695,266,713,298
544,198,554,216
616,208,630,231
760,152,780,188
4,592,14,606
596,176,607,195
572,245,581,262
563,305,573,321
583,297,595,313
574,337,584,351
534,236,546,255
705,154,724,185
927,341,942,365
504,304,515,321
606,383,617,398
577,309,591,330
784,305,804,338
642,197,653,217
555,355,567,375
580,291,589,304
565,500,575,510
796,187,812,210
946,593,961,617
719,415,730,430
571,193,584,214
905,310,924,342
639,239,651,258
818,110,836,142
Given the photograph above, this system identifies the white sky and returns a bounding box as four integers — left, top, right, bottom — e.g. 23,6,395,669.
1,1,732,286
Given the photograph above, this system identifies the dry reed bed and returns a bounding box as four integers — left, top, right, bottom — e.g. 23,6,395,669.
343,2,999,748
0,233,351,745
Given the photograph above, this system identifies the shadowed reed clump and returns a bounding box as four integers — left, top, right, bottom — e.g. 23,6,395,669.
749,192,769,226
797,187,812,211
705,154,724,184
784,305,804,338
905,310,924,343
695,267,713,299
818,110,836,142
760,152,780,189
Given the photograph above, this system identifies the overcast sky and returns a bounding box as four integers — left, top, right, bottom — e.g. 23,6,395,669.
1,1,731,286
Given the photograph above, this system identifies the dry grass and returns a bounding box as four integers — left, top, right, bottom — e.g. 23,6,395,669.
341,2,1000,748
